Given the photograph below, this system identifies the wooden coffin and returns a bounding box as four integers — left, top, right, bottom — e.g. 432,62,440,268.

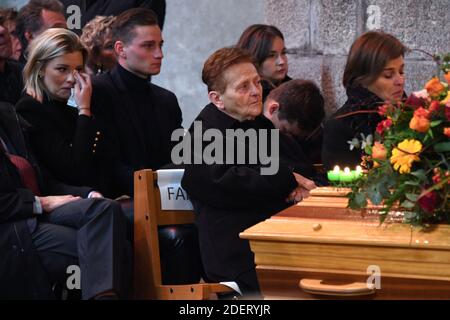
239,187,450,299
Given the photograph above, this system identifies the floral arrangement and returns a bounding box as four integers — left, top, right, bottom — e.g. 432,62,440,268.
348,53,450,226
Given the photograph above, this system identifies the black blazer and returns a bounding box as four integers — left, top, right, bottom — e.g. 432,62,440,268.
15,94,112,195
322,86,384,170
0,102,91,298
92,65,182,196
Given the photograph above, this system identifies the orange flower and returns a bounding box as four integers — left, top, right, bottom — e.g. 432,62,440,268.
445,72,450,85
444,127,450,137
409,107,430,133
372,142,387,160
425,77,446,98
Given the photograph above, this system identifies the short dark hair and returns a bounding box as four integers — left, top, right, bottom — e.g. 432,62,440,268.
343,31,408,89
236,24,284,69
202,46,255,93
111,8,158,44
267,79,325,132
16,0,64,50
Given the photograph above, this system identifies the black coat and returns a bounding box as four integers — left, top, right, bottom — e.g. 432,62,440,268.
15,95,113,196
181,104,297,293
92,65,182,196
0,102,91,299
322,86,384,170
0,59,23,106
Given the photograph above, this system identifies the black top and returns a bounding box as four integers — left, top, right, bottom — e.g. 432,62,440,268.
322,86,384,170
15,94,108,194
92,63,182,196
181,103,298,293
261,75,292,102
0,60,23,106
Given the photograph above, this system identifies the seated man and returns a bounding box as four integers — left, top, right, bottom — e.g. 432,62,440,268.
0,102,130,299
92,8,200,285
92,8,181,197
181,47,316,297
263,79,326,183
15,0,67,64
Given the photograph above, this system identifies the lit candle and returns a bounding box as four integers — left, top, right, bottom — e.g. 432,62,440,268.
354,166,363,179
327,165,341,182
340,167,353,182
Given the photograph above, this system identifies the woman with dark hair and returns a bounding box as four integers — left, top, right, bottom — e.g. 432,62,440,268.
237,24,290,100
322,31,407,170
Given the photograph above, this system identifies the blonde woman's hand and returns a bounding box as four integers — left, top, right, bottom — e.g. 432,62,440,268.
74,70,92,116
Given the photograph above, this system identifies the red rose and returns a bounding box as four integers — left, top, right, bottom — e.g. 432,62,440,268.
428,101,441,114
414,107,430,119
375,119,393,135
405,94,424,109
417,191,440,214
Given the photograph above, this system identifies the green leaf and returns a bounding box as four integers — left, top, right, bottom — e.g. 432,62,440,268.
401,200,416,209
430,120,443,128
405,193,418,202
405,180,420,186
434,142,450,153
410,169,427,181
348,192,367,209
368,185,383,205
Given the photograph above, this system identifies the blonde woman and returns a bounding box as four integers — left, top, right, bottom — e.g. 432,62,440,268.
16,28,114,197
80,16,116,75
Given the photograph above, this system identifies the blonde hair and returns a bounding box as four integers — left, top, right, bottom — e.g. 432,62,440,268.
23,28,87,102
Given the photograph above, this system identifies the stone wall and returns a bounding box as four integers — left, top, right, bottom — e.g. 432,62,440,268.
153,0,265,127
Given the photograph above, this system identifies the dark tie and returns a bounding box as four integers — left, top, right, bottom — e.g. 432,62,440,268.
0,138,41,196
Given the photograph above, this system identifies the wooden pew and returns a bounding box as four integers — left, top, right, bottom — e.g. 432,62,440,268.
133,169,235,299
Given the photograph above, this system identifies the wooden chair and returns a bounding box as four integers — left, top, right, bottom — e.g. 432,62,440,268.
134,169,235,299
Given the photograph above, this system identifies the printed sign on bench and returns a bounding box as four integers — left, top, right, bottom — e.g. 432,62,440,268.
157,169,193,210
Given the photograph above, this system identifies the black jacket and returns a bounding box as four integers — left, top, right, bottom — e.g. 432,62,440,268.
0,102,91,299
322,86,384,170
181,104,297,292
92,64,182,196
15,95,113,196
0,59,23,106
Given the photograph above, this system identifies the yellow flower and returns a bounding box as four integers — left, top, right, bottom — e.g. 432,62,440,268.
390,139,422,174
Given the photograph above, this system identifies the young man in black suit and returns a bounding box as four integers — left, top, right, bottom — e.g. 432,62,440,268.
91,8,201,286
0,101,131,299
92,8,181,196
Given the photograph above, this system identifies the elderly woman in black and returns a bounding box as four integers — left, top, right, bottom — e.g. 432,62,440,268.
16,28,114,197
322,31,407,170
